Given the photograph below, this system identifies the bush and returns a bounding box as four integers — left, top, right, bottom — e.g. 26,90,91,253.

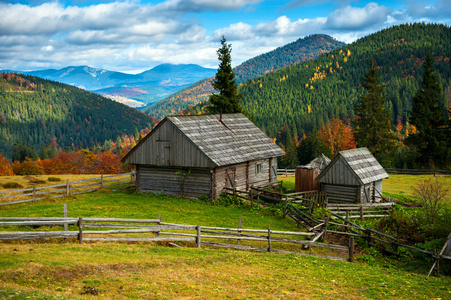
2,182,23,189
47,177,62,182
29,179,46,184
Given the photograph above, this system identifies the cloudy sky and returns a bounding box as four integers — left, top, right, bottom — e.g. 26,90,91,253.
1,0,450,73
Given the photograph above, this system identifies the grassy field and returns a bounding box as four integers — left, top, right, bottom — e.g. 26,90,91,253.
0,174,105,188
0,176,450,299
279,174,451,202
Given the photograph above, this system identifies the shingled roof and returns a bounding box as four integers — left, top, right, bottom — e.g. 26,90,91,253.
122,113,285,167
317,148,388,185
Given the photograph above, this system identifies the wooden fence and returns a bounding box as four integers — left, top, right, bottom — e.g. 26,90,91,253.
0,216,353,262
277,169,295,177
385,168,451,175
0,172,134,206
326,203,394,220
278,168,451,176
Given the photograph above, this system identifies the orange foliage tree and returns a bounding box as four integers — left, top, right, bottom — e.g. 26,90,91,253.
91,152,123,174
0,153,14,176
12,157,43,175
318,118,357,157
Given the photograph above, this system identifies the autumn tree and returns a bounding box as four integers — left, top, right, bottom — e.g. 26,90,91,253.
405,53,449,168
208,36,243,114
353,59,396,166
12,157,43,175
0,153,14,176
318,118,356,157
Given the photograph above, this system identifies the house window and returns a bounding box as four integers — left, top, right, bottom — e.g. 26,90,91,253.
256,163,262,175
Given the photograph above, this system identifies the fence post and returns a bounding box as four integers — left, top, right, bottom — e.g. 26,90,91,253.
250,189,254,209
32,184,36,202
131,171,133,183
156,215,161,237
360,206,364,221
64,204,68,231
66,179,70,196
267,227,271,252
237,217,242,245
196,226,201,248
349,237,355,262
283,196,288,218
100,174,103,189
321,216,330,242
78,217,83,244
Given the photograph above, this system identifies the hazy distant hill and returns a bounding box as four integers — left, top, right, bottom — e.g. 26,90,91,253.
142,34,345,117
0,72,157,159
187,23,451,139
11,64,216,107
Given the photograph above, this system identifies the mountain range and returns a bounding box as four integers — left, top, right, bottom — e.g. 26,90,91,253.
2,23,450,162
186,23,451,140
6,64,216,107
142,34,346,117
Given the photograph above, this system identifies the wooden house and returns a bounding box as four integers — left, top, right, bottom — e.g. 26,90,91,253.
316,148,389,204
122,113,285,199
295,154,331,193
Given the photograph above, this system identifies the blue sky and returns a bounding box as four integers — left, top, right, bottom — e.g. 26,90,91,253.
0,0,450,73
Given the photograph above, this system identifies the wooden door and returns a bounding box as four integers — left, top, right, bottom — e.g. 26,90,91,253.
226,167,236,189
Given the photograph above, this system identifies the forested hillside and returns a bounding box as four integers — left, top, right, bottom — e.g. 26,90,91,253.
190,23,451,139
0,73,157,159
142,34,345,117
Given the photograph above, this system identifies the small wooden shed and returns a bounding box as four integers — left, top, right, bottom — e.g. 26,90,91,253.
122,113,285,199
295,154,331,193
316,148,389,204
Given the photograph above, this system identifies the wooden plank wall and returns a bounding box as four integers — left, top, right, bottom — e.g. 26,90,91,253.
139,166,211,198
322,184,358,204
126,121,214,168
212,158,276,198
318,158,360,186
295,168,320,193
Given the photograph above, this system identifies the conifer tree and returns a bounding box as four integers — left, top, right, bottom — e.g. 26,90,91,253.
405,53,448,168
208,36,243,114
353,59,396,166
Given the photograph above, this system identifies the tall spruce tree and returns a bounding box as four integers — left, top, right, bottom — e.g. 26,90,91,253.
208,36,243,114
405,53,448,168
353,59,396,166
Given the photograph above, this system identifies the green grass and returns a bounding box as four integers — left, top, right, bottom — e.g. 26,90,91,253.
0,179,450,299
383,174,451,201
1,242,450,299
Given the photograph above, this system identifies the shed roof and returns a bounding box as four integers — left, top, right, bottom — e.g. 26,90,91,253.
300,154,331,170
316,148,389,185
122,113,285,167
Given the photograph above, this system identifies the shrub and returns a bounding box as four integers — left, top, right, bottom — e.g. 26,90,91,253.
47,177,62,182
29,179,46,184
2,182,23,189
12,157,43,175
412,177,449,223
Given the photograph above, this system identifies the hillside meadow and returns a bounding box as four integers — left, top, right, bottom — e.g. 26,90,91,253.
0,175,450,299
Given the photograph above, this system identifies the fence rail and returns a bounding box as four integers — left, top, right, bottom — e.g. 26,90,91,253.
0,216,353,262
385,168,451,175
0,172,134,206
277,169,295,177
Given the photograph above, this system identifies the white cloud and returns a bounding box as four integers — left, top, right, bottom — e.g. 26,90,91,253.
157,0,262,12
41,45,54,52
212,22,255,41
325,2,391,31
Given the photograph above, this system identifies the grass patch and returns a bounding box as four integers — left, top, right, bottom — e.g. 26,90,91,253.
0,175,102,191
47,177,62,182
0,243,449,299
383,174,451,200
0,176,450,299
2,182,23,189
